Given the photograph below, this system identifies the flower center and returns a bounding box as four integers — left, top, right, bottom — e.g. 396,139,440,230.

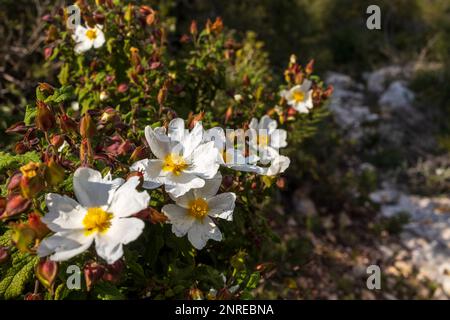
188,198,209,220
293,91,305,103
258,134,269,147
162,153,188,176
85,29,97,40
83,207,113,236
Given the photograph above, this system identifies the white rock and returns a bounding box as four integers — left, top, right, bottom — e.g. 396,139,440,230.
378,81,415,111
366,66,404,94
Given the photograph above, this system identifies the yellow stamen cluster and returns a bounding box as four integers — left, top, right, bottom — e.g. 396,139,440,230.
293,91,305,103
188,198,209,220
83,207,113,235
162,153,188,176
85,29,97,40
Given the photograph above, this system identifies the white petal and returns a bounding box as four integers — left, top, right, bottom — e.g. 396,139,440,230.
207,192,236,221
259,115,277,133
145,126,172,159
169,190,196,208
93,28,105,48
193,172,222,199
130,159,164,189
300,79,312,92
38,230,94,261
168,118,186,142
73,167,123,208
162,204,195,237
43,193,86,231
263,155,291,176
108,177,150,218
270,129,287,149
95,217,144,264
188,141,220,179
165,173,205,198
249,118,259,130
181,121,203,158
74,40,92,54
187,218,222,250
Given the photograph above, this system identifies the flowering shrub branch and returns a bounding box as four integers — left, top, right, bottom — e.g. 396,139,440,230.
0,0,331,300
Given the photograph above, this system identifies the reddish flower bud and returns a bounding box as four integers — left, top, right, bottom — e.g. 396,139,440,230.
24,293,43,300
44,47,53,60
6,122,28,135
190,20,198,35
59,114,78,134
14,142,29,154
100,107,118,124
305,59,314,75
139,5,153,15
135,207,167,224
103,260,125,283
35,101,55,131
1,194,31,220
27,212,50,239
84,262,106,291
117,83,128,93
80,112,96,139
50,134,65,149
0,197,6,217
7,172,22,193
41,14,53,23
276,177,286,189
225,106,233,124
93,12,105,24
188,288,204,300
36,259,58,289
211,17,223,34
0,247,9,264
38,83,54,95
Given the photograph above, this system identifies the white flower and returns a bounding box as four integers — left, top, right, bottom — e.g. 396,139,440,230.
248,115,288,164
280,79,313,113
162,173,235,250
131,118,220,198
72,24,105,54
38,167,149,264
203,120,290,176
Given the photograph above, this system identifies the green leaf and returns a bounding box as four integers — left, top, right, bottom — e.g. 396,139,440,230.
92,282,125,300
0,152,40,174
24,104,37,126
0,252,38,300
58,63,70,86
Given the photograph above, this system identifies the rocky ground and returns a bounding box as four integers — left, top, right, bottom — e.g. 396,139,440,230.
259,64,449,299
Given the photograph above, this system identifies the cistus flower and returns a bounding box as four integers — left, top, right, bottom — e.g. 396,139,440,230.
248,115,288,164
38,168,149,264
131,118,219,198
280,79,314,113
162,173,235,250
72,24,105,54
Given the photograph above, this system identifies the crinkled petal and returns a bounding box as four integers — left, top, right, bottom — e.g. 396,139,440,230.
207,192,236,221
42,194,86,231
38,230,94,261
108,177,150,218
187,218,222,250
145,126,171,159
162,204,195,237
193,172,222,200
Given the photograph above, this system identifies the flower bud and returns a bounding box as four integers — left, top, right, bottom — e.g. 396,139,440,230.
7,172,22,193
117,83,128,93
20,162,45,199
44,47,53,60
6,122,28,135
38,82,55,95
59,114,78,134
80,112,96,139
190,20,198,35
14,142,29,154
35,101,55,131
0,247,9,264
100,107,118,124
93,12,105,24
36,259,59,289
211,17,223,34
50,134,65,149
0,197,5,217
24,293,43,300
188,288,204,300
103,260,125,283
305,59,314,75
84,262,106,291
99,91,109,101
1,194,31,220
224,106,233,124
134,207,167,224
27,212,50,239
44,157,65,186
129,47,141,67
